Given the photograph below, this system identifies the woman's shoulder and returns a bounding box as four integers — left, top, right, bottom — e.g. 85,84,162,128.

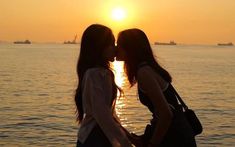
137,64,154,77
137,64,169,89
137,64,164,79
85,67,112,79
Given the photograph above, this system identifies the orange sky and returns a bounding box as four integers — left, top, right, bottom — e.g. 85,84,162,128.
0,0,234,44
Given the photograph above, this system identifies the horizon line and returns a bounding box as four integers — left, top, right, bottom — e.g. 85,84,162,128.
0,41,234,46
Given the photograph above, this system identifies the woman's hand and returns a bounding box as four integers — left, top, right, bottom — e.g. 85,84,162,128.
119,124,144,147
147,144,156,147
147,141,159,147
127,133,144,147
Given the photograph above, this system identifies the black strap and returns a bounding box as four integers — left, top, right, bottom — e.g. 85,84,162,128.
138,62,149,69
137,63,189,110
169,84,188,110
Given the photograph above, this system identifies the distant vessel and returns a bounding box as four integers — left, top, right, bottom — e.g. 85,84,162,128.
64,35,77,44
14,40,31,44
217,42,233,46
154,41,177,45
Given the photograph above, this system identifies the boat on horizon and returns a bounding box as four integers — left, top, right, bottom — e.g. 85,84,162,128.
154,41,177,45
64,35,78,44
217,42,233,46
14,40,31,44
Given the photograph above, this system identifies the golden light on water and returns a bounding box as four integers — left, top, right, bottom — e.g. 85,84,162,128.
111,60,126,115
112,60,124,88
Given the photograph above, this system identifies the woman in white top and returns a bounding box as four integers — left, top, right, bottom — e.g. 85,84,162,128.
75,24,132,147
116,29,196,147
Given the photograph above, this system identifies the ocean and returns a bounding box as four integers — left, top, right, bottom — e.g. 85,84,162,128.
0,44,234,146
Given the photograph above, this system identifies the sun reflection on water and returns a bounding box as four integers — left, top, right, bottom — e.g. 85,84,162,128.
111,60,126,118
112,60,124,88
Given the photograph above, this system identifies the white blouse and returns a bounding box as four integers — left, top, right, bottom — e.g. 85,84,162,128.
77,67,131,147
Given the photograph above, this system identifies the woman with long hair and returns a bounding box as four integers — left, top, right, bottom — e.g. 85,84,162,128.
117,29,196,147
75,24,132,147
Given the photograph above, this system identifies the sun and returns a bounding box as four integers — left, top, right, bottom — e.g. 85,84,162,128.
111,7,126,21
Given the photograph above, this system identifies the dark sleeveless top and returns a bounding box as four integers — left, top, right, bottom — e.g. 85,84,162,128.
137,64,196,147
138,84,183,122
138,85,180,114
137,64,182,123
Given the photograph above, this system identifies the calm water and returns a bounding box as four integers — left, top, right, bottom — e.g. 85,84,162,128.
0,44,234,146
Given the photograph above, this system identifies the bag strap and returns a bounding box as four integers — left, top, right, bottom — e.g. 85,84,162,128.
169,84,188,110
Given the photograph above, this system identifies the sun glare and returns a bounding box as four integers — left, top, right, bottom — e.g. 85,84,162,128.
112,60,125,98
102,3,135,36
112,60,124,88
111,7,126,21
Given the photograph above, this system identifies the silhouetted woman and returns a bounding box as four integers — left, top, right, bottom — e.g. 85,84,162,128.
117,29,196,147
75,24,132,147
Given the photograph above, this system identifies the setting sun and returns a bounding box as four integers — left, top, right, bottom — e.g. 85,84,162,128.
111,7,126,21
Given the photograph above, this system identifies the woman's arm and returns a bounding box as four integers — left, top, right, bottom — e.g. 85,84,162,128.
113,109,144,147
137,67,173,146
83,70,132,147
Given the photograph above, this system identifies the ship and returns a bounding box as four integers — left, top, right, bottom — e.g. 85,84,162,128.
154,41,177,45
217,42,233,46
64,35,77,44
14,40,31,44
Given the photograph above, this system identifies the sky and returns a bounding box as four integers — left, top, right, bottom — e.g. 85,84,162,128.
0,0,235,44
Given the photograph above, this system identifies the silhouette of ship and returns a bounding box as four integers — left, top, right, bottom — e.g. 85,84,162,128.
64,35,77,44
154,41,177,45
217,42,233,46
14,40,31,44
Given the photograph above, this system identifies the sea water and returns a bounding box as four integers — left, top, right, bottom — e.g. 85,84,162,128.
0,44,234,146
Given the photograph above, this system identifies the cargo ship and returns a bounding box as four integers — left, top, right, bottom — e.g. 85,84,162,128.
14,40,31,44
154,41,177,45
64,35,77,44
217,42,233,46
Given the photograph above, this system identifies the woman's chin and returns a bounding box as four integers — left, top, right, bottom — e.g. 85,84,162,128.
109,58,115,62
115,57,124,61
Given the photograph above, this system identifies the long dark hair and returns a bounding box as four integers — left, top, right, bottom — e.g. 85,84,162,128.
75,24,119,123
117,28,172,86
